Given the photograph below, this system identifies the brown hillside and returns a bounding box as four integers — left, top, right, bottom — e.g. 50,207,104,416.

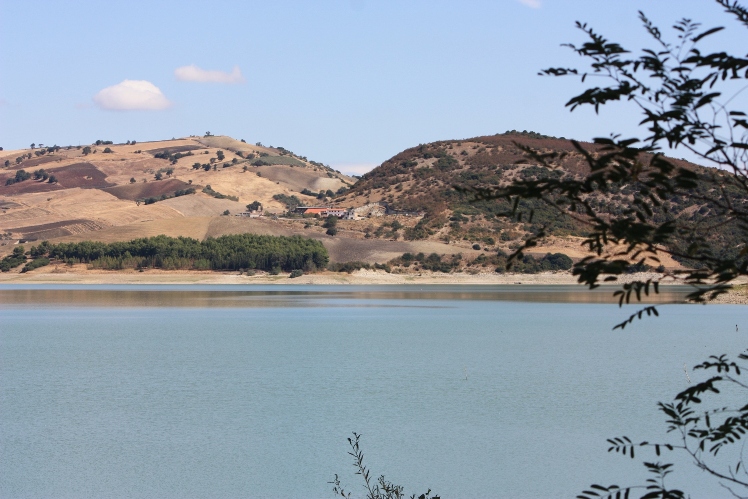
0,136,351,252
104,179,193,201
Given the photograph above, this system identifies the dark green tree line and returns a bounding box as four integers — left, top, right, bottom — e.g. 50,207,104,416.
36,234,328,272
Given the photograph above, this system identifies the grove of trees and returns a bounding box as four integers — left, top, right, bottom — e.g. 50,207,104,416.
35,234,329,272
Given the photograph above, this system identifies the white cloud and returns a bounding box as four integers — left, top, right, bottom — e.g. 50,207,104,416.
93,80,171,111
174,64,245,84
518,0,541,8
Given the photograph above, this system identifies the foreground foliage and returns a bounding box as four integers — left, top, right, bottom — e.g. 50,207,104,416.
33,234,329,272
578,349,748,499
471,0,748,329
331,433,440,499
510,2,748,497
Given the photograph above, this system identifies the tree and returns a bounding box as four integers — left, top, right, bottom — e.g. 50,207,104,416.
475,2,748,497
475,0,747,329
577,350,748,499
324,216,339,236
247,201,263,212
130,177,136,184
82,146,91,155
154,172,163,181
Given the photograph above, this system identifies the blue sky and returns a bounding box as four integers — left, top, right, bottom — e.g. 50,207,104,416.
0,0,743,174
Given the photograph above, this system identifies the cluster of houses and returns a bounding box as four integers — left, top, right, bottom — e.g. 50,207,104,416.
236,205,354,219
237,202,424,220
292,206,356,219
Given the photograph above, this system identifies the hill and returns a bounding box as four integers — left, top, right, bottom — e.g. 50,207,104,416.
338,131,745,269
0,136,477,266
3,131,742,273
0,135,352,242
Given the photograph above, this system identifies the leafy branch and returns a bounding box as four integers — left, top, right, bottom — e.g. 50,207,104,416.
331,433,440,499
580,349,748,498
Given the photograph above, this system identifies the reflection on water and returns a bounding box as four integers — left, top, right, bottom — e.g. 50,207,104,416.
0,284,694,307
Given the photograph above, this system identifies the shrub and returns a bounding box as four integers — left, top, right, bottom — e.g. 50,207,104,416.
21,257,50,273
289,269,303,278
273,194,302,210
202,185,238,201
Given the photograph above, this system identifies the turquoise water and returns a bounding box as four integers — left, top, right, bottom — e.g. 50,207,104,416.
0,285,744,498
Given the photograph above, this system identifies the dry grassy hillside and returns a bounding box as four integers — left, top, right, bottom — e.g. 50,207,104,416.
0,136,356,255
4,131,732,273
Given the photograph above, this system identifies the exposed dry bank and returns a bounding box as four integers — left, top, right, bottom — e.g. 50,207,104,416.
1,266,746,304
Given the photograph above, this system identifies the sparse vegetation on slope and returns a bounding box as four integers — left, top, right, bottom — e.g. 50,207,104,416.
345,132,746,265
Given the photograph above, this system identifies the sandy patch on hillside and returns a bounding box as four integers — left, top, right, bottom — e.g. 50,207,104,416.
179,167,296,211
255,165,346,193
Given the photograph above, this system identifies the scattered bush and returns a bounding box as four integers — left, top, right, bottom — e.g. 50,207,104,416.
273,194,302,210
5,169,31,186
202,185,238,201
139,188,195,205
0,246,26,272
21,257,50,273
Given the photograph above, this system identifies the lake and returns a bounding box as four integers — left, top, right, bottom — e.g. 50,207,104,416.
0,285,745,498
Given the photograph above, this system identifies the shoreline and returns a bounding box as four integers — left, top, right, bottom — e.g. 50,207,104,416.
0,266,660,286
0,267,746,303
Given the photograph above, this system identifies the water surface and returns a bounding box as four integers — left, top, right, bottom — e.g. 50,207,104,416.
0,285,743,498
